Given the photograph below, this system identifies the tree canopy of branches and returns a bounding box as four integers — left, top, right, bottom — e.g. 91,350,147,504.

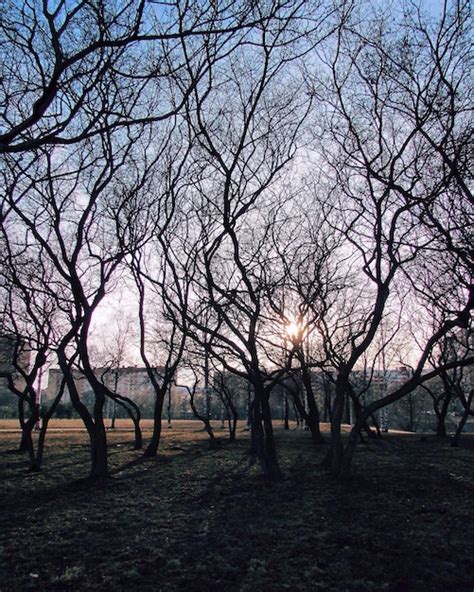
0,0,472,483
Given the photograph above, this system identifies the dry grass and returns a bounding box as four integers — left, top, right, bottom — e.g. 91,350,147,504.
0,421,473,592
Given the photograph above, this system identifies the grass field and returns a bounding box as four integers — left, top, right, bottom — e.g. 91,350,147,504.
0,420,473,592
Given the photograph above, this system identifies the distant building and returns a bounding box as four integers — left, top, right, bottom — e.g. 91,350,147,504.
45,366,173,417
209,365,463,432
210,371,304,421
0,334,31,416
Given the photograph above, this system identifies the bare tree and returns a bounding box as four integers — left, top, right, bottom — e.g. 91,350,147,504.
0,242,68,469
131,251,188,458
97,316,135,430
1,128,160,478
168,0,346,481
0,0,292,153
211,362,240,442
90,315,144,449
177,355,219,448
305,0,473,476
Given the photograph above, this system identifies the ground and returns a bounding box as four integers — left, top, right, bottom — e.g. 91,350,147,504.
0,420,473,592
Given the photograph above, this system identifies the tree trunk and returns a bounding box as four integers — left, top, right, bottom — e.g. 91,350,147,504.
111,395,142,450
225,397,238,442
167,385,172,429
16,394,41,471
188,387,218,449
293,401,301,427
230,414,238,441
250,383,282,482
323,376,346,474
132,417,143,450
35,390,65,469
436,417,447,438
339,418,361,479
370,414,382,436
283,395,289,430
249,399,258,453
246,382,252,429
58,350,109,479
323,383,332,423
24,412,40,471
110,400,117,429
290,384,320,441
18,398,29,452
144,388,166,457
300,365,324,443
90,386,109,479
349,388,376,440
36,420,48,469
260,395,282,481
344,392,352,425
451,389,473,447
89,425,108,479
435,395,450,437
291,388,308,426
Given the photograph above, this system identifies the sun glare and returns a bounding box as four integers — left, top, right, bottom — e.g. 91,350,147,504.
285,319,302,340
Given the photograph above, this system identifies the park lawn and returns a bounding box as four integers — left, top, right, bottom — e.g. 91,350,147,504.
0,422,472,592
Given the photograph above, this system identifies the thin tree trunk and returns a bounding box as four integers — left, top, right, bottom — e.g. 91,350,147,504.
283,395,289,430
24,412,40,471
292,401,301,427
323,376,347,474
300,364,323,443
144,388,166,457
110,400,117,430
29,376,66,470
188,385,218,448
348,388,376,440
435,395,450,437
224,396,238,441
451,389,473,447
110,394,142,450
18,398,29,452
249,399,258,453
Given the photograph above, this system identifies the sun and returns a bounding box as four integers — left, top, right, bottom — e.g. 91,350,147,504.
285,319,302,340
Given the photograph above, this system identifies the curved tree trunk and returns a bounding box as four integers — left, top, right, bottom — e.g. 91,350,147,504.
59,354,109,480
451,389,473,447
348,388,376,440
35,383,65,469
188,387,218,449
144,387,166,457
109,394,143,450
